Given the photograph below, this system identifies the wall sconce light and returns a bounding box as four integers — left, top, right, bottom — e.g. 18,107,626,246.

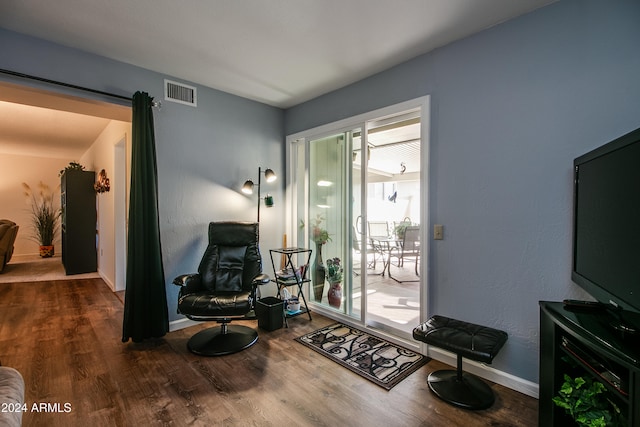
242,167,276,221
94,169,110,193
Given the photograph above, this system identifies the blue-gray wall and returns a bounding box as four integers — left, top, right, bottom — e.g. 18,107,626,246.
285,0,640,382
0,29,285,322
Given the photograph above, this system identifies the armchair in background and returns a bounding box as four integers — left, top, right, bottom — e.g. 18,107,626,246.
367,221,390,239
173,222,270,356
352,225,379,272
388,225,420,282
0,220,19,273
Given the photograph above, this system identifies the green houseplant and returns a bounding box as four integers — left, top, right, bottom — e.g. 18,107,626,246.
22,181,61,257
393,218,413,239
58,161,85,177
326,257,343,284
552,374,625,427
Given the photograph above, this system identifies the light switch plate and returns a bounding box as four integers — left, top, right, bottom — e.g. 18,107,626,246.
434,224,444,240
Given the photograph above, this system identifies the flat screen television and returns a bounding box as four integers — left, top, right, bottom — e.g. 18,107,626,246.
572,126,640,326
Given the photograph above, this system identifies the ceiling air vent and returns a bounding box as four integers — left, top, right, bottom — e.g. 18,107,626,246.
164,79,197,107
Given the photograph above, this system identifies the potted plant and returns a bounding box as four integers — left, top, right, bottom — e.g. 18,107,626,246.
22,181,61,257
58,161,85,177
394,218,412,239
553,374,625,426
326,257,343,308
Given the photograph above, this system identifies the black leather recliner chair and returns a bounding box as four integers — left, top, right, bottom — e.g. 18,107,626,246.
173,222,270,356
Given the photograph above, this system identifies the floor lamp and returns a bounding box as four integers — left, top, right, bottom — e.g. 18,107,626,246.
242,167,277,222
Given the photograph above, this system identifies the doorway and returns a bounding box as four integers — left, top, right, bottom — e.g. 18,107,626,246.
0,81,131,289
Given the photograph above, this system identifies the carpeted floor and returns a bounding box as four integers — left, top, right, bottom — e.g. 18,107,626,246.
295,322,429,390
0,254,100,283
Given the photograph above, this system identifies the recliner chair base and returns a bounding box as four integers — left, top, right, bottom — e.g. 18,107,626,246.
188,324,258,356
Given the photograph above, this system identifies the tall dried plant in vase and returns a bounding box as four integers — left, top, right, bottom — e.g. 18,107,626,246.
22,181,61,257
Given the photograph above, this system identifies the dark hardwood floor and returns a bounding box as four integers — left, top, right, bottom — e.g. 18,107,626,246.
0,278,538,426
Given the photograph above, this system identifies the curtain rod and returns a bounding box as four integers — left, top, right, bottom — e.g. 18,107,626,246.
0,68,133,102
0,68,163,108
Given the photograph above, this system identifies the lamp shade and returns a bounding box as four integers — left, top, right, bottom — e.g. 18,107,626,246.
241,179,254,194
264,168,277,183
242,167,276,222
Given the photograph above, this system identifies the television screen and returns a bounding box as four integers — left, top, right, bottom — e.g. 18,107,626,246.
572,127,640,314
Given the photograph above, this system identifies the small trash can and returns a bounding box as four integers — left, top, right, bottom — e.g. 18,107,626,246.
255,296,283,331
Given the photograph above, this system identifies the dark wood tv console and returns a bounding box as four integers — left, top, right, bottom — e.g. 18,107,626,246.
539,301,640,426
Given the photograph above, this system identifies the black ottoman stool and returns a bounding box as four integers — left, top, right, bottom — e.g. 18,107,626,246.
413,315,508,410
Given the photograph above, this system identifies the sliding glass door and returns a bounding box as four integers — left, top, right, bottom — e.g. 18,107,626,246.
358,111,422,340
288,98,428,342
309,133,348,307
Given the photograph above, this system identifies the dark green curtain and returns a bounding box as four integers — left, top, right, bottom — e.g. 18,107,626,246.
122,91,169,342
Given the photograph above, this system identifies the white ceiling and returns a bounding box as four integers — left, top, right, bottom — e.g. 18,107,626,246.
1,0,555,108
0,0,555,158
0,81,131,159
0,100,111,159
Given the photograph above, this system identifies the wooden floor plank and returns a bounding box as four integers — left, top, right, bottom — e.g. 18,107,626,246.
0,278,538,426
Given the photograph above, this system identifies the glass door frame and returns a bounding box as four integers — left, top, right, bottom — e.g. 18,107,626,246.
285,96,430,341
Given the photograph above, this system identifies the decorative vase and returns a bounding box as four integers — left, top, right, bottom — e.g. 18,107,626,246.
312,242,325,302
327,281,342,308
39,245,54,258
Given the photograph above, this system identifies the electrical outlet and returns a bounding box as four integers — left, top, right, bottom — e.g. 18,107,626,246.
434,224,444,240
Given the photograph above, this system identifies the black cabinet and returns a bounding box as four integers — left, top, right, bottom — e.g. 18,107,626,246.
61,170,97,274
539,301,640,426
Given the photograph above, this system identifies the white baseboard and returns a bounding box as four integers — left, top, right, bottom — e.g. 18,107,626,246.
427,347,539,399
169,316,199,332
98,270,115,291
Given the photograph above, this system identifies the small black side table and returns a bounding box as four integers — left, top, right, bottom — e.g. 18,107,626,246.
269,247,313,327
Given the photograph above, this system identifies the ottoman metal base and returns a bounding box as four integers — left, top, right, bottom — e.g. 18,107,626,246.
413,315,508,411
428,368,495,410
